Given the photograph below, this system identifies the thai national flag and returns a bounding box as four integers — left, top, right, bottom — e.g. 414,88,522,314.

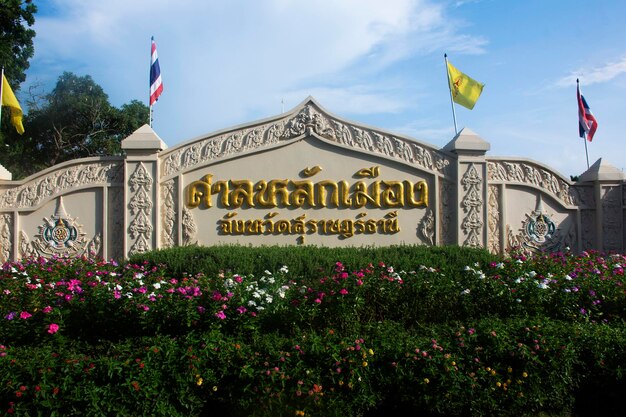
577,82,597,142
149,36,163,106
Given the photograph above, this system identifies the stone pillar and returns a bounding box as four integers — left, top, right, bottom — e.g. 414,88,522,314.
121,124,167,258
443,128,490,249
578,158,626,252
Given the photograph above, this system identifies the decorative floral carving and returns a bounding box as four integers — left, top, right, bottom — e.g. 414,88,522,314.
161,180,177,248
487,160,576,206
506,197,575,254
461,164,483,247
0,161,122,209
31,197,88,258
439,180,454,245
160,102,452,179
19,231,34,259
488,185,501,254
418,209,435,245
0,214,13,262
182,207,197,245
128,163,153,256
601,186,621,252
109,188,124,260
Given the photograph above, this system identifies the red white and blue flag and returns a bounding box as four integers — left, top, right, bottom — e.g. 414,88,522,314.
149,36,163,106
577,81,597,142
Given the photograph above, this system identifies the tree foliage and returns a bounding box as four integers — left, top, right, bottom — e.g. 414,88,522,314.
0,0,36,85
1,72,149,179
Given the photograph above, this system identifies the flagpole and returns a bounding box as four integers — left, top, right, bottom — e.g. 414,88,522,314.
444,54,459,136
149,37,153,128
0,67,4,127
577,79,590,169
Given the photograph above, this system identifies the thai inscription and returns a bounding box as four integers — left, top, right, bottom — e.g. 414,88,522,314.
187,167,428,210
186,166,428,240
218,211,399,239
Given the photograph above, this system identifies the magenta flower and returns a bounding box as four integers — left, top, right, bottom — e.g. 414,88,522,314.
43,306,53,313
48,323,59,334
215,311,226,320
20,311,32,320
339,288,349,295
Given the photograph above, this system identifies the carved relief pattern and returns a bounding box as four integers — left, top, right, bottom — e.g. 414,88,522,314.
128,163,153,256
161,180,177,248
161,103,452,178
461,164,483,248
19,231,35,259
439,180,454,245
31,198,89,258
487,160,576,206
488,185,501,254
601,186,622,252
182,207,197,245
0,161,123,209
418,208,434,246
108,187,124,260
0,214,13,262
581,210,594,251
507,209,576,255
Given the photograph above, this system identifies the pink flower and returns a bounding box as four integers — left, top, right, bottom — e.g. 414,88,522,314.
48,323,59,334
356,279,363,286
20,311,32,320
43,306,53,313
215,311,226,320
339,288,349,295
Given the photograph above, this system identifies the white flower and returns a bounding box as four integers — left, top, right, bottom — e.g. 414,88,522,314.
279,265,289,274
265,295,273,304
248,300,257,307
528,271,537,278
256,306,265,311
264,270,272,276
496,263,504,269
115,284,123,291
135,273,144,279
461,289,471,295
224,279,234,288
252,291,261,299
268,277,275,284
153,282,161,289
564,275,572,281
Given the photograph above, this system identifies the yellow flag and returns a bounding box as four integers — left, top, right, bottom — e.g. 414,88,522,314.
1,74,25,134
447,61,484,110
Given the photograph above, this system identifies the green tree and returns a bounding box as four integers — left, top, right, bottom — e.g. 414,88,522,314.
0,72,149,179
0,0,36,142
0,0,36,85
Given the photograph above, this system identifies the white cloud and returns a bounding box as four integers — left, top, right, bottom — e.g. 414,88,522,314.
27,0,488,144
556,56,626,87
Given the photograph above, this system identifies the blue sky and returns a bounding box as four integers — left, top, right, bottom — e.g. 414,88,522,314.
22,0,626,177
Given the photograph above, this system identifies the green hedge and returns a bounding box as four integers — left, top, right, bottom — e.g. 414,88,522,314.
1,246,625,416
129,244,500,279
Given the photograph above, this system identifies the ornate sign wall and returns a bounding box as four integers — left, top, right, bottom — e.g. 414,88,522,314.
0,97,623,261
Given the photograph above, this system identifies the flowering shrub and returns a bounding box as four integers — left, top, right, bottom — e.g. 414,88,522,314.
1,248,625,416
